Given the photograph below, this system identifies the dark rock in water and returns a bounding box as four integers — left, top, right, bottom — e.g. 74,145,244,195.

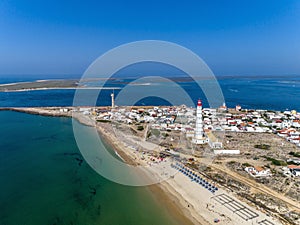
62,152,84,166
88,186,97,195
63,152,81,157
75,157,84,166
97,204,101,216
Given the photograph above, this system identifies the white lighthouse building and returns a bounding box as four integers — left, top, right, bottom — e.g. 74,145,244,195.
110,91,115,109
192,99,208,144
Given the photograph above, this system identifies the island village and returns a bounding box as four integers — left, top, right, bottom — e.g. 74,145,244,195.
4,94,300,225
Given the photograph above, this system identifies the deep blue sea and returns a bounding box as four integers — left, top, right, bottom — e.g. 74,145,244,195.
0,74,300,111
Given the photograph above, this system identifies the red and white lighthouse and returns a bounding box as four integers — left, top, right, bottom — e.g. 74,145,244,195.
195,99,203,139
193,99,207,144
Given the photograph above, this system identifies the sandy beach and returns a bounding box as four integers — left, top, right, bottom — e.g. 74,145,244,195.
95,121,283,225
1,107,284,225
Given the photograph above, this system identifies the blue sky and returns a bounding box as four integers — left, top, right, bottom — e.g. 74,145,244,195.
0,0,299,76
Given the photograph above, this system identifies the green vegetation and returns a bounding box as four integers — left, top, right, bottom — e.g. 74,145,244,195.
96,119,111,123
151,129,160,137
242,162,252,167
264,156,287,166
254,144,271,150
162,132,169,138
289,151,300,158
147,131,151,138
137,125,144,131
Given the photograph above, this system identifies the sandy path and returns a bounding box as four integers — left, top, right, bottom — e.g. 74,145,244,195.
209,162,300,212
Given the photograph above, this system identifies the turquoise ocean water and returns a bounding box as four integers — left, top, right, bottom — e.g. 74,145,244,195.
0,111,183,225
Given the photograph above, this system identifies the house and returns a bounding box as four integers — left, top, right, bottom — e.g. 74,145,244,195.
245,166,272,177
288,165,300,177
287,158,300,164
214,149,240,155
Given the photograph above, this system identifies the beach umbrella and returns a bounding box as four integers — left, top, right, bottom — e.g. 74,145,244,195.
214,218,220,223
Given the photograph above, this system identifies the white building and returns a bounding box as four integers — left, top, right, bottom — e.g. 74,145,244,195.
288,165,300,177
192,100,208,144
214,149,240,155
245,166,272,177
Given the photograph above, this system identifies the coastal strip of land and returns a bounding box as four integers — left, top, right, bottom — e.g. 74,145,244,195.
0,79,121,92
0,107,288,224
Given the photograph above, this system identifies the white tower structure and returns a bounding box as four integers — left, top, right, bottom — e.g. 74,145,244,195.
193,99,208,144
195,99,203,139
110,91,115,109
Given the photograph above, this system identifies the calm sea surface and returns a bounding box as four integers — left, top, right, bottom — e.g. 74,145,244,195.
0,75,300,110
0,111,183,225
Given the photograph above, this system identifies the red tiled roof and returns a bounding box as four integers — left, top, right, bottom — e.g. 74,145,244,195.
288,165,300,169
254,166,264,172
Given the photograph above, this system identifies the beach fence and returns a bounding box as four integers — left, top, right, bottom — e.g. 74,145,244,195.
258,219,275,225
212,194,259,221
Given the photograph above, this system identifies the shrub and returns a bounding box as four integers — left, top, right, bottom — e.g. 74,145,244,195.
289,151,300,158
137,125,144,131
96,119,111,123
254,144,271,150
151,129,160,136
242,162,252,167
264,157,287,166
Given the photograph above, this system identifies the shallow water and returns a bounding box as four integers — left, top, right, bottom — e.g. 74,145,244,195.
0,111,182,225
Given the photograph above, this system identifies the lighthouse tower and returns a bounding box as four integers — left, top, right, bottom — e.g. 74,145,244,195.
192,99,208,144
110,91,115,109
195,99,203,139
